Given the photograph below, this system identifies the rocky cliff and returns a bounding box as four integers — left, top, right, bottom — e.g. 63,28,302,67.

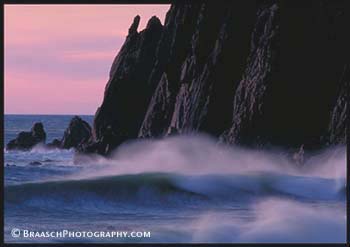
329,65,348,145
90,15,164,154
85,0,348,155
221,0,348,150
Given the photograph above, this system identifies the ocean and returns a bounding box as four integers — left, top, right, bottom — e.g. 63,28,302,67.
4,115,346,243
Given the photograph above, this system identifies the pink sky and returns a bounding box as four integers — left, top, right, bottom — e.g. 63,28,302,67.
5,5,170,115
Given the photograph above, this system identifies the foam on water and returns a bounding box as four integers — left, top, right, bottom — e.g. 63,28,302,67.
191,199,345,243
72,135,345,180
4,134,346,243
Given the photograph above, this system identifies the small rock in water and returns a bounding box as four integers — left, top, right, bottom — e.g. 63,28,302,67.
6,163,17,167
29,161,42,166
43,159,54,162
47,139,61,148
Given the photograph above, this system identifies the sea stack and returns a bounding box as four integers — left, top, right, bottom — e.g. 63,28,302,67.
6,122,46,150
60,116,92,149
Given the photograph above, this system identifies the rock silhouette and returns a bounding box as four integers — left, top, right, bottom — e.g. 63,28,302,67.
82,0,348,155
60,116,92,149
47,138,62,148
7,117,93,151
87,15,164,154
6,122,46,150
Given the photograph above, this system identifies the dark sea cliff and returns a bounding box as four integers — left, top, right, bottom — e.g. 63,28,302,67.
4,0,348,243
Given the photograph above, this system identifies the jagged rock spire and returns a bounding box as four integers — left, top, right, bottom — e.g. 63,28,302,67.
128,15,140,35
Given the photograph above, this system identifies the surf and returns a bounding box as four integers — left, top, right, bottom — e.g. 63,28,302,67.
4,134,346,243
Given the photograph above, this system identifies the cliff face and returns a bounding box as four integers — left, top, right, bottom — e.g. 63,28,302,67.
222,0,348,149
329,65,348,145
139,3,205,137
139,2,259,138
91,16,163,154
86,0,348,155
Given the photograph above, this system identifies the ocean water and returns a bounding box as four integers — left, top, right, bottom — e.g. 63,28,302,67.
4,115,346,243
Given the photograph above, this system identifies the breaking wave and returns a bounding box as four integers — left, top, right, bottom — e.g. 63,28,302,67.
4,134,346,243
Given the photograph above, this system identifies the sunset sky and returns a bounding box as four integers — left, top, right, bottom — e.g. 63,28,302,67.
5,5,170,115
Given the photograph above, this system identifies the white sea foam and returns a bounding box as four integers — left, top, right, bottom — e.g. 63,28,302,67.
73,134,346,181
5,134,346,243
191,199,346,243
